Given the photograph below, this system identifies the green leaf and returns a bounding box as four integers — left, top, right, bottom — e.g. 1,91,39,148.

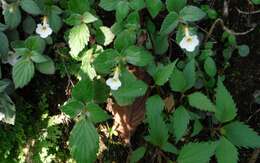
161,142,178,154
0,23,8,31
166,0,187,12
93,49,119,74
237,44,250,57
222,121,260,148
68,0,90,14
114,29,136,51
20,0,41,15
25,36,46,53
72,78,93,103
36,57,55,75
61,100,85,118
188,92,215,112
93,80,110,103
251,0,260,5
177,142,216,163
171,106,190,142
69,118,99,163
82,12,98,24
69,24,90,58
124,45,153,67
30,51,48,63
130,146,146,163
191,119,203,137
112,70,148,106
116,1,130,22
0,93,16,125
160,12,179,35
183,59,196,90
146,0,163,18
96,26,115,46
87,103,110,123
154,60,178,86
12,59,35,88
22,16,36,34
204,57,217,77
169,68,187,92
129,0,145,11
215,137,238,163
215,79,237,123
153,33,169,55
0,32,9,56
146,95,168,147
48,11,62,33
179,6,206,22
99,0,120,11
4,3,21,29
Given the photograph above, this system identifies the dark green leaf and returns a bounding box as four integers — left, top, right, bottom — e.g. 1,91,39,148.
61,100,85,118
179,6,206,22
215,137,238,163
130,146,146,163
146,0,163,18
188,92,215,112
160,12,179,35
154,60,177,86
20,0,41,15
72,78,94,102
166,0,187,12
87,103,110,123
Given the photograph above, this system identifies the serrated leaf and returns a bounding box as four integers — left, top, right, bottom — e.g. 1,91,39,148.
72,78,94,103
154,60,178,86
166,0,187,12
179,6,206,22
20,0,41,15
169,68,187,92
124,45,153,67
61,99,85,118
177,142,216,163
12,59,35,88
114,29,136,51
87,103,110,123
93,49,119,74
204,57,217,77
146,0,163,18
215,137,238,163
145,95,168,147
153,33,169,55
160,11,179,35
171,106,190,142
69,24,90,58
223,121,260,148
183,59,196,90
68,0,90,14
130,146,146,163
116,1,130,22
69,118,99,163
215,79,237,122
97,26,115,46
188,92,215,112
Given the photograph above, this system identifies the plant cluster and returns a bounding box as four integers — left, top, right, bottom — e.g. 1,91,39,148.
0,0,260,163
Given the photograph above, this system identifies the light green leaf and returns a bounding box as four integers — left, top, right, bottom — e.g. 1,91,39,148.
179,6,206,22
204,57,217,77
0,93,15,125
129,0,145,11
160,11,179,35
93,49,119,74
20,0,41,15
61,100,85,118
36,57,55,75
166,0,187,12
12,59,35,88
116,1,130,22
82,12,98,24
72,78,93,103
215,79,237,122
87,103,110,123
154,60,178,86
68,0,90,14
25,36,46,53
223,121,260,148
124,45,153,67
171,106,190,142
69,118,99,163
177,142,216,163
130,146,146,163
0,32,9,56
99,0,120,11
30,51,48,63
188,92,215,112
69,24,90,57
146,0,163,18
237,44,250,57
215,137,238,163
4,3,21,29
146,95,168,147
169,68,187,92
96,26,115,46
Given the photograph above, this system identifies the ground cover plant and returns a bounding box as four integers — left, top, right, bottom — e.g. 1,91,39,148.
0,0,260,162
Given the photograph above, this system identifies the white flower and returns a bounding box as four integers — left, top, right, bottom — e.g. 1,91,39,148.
179,27,199,52
36,17,52,38
2,52,21,66
0,112,5,121
106,77,121,91
106,67,121,91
